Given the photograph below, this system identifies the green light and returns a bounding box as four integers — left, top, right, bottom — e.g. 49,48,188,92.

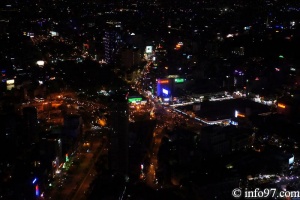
128,97,142,103
66,154,69,162
174,78,184,83
279,55,284,58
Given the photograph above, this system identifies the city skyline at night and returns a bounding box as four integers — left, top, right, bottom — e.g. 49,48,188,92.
1,0,300,199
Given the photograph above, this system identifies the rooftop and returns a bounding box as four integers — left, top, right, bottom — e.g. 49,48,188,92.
178,98,270,121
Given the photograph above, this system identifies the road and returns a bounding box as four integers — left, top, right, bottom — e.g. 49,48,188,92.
145,126,164,188
46,135,103,200
133,60,204,188
72,141,107,200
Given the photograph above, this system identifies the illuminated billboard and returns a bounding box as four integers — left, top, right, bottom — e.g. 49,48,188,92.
6,79,14,85
145,46,153,54
50,31,59,37
128,97,142,103
37,60,45,67
174,78,184,83
6,79,15,90
289,155,294,165
162,88,169,95
157,79,169,84
157,79,171,97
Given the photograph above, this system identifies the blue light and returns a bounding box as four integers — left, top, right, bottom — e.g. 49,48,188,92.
32,178,37,184
35,185,39,196
162,88,169,95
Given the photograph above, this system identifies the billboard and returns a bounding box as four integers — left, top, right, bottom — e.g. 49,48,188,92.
50,31,59,37
157,79,171,97
6,79,14,90
162,88,169,95
145,46,153,54
289,155,294,165
37,60,45,67
128,97,142,103
6,79,14,85
174,78,184,83
157,79,169,84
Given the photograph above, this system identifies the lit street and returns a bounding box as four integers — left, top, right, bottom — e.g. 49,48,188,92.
46,132,105,200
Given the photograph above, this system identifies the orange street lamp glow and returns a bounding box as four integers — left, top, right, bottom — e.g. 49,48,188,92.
237,113,245,118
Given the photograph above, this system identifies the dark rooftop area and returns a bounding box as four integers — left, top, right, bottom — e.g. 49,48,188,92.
178,98,271,121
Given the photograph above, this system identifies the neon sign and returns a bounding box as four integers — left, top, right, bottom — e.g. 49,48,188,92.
158,80,169,84
174,78,184,83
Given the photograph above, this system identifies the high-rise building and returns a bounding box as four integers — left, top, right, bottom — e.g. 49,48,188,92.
40,134,63,177
104,23,122,65
108,92,129,177
23,106,38,144
63,114,82,153
63,114,82,138
120,46,141,70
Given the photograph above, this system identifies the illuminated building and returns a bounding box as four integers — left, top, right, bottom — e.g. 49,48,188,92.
176,98,270,125
156,77,187,102
104,30,121,64
104,23,122,64
156,78,171,102
40,134,63,177
153,44,167,65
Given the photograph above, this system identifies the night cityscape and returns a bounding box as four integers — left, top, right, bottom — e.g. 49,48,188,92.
1,0,300,199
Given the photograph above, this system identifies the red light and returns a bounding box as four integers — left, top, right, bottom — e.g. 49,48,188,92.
35,185,39,196
158,80,169,84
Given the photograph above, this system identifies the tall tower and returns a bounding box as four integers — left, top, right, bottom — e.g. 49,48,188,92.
23,106,38,145
103,22,122,65
108,92,129,177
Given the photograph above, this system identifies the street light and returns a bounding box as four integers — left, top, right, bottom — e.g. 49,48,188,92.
226,76,230,91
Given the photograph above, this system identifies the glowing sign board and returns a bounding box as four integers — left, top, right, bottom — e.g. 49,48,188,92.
174,78,184,83
162,88,169,95
289,155,294,165
6,79,14,85
36,60,45,67
146,46,153,53
128,97,142,103
158,80,169,84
